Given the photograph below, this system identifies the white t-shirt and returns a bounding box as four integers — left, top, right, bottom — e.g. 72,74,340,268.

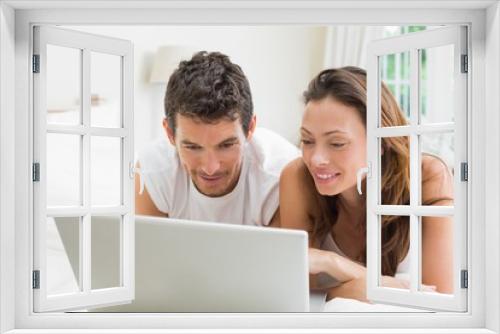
136,127,300,226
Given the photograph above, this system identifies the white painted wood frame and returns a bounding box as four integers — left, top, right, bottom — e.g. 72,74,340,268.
366,26,468,312
32,26,135,312
0,1,498,333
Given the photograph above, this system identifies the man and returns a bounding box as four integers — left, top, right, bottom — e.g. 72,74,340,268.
135,51,299,227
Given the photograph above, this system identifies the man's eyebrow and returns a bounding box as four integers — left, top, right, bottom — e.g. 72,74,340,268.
218,137,239,145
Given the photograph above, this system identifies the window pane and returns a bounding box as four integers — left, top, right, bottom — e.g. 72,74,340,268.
46,44,81,125
379,51,411,126
91,136,121,206
46,216,80,295
47,133,81,207
379,215,410,291
420,215,453,295
90,52,122,128
380,136,410,205
421,132,454,206
419,44,455,124
91,216,121,289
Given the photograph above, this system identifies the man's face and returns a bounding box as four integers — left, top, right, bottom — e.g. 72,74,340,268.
164,114,255,197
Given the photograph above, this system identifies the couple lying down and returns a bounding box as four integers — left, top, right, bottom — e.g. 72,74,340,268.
135,51,454,303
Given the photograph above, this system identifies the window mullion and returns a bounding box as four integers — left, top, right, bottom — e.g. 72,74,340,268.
82,48,91,294
409,47,421,293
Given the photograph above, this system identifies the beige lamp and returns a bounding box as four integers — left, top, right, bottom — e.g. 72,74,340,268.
149,45,198,84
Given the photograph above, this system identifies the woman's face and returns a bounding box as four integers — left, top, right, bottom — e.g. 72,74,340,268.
301,97,367,196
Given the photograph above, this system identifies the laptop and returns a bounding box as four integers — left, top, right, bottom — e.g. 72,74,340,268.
56,216,315,312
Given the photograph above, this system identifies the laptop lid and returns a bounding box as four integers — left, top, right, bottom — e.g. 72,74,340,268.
88,216,309,312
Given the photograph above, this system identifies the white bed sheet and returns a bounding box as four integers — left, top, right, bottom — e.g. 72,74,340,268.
323,297,429,313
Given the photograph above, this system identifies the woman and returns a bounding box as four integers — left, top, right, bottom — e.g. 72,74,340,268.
280,67,454,302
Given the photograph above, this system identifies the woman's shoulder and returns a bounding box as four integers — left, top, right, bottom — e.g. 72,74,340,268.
421,154,453,205
282,157,305,177
279,158,315,232
421,154,451,181
281,158,313,190
279,158,318,221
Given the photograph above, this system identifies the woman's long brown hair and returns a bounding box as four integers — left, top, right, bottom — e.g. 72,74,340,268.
302,66,413,276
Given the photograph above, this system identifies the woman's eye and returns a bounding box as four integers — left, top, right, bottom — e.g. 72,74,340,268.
331,142,346,148
301,139,313,145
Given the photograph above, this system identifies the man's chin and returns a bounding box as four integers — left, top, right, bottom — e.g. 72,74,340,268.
198,187,228,197
192,180,229,197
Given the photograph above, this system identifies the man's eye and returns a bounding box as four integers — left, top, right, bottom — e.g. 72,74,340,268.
185,145,201,150
220,142,235,149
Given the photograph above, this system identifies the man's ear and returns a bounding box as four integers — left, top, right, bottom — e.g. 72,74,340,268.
162,118,176,146
246,115,257,141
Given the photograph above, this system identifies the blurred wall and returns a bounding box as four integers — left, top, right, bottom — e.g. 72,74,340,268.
65,25,327,152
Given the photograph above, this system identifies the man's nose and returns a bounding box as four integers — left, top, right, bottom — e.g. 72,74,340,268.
201,152,221,175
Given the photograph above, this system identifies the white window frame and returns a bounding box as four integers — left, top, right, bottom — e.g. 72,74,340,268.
365,26,468,311
0,1,498,333
32,25,135,312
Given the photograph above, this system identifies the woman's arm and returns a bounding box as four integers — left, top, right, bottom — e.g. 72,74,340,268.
279,158,321,287
279,158,315,236
280,158,416,298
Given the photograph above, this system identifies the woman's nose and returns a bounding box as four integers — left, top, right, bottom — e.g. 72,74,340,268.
311,148,329,167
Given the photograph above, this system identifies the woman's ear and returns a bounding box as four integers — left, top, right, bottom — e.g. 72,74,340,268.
162,118,175,146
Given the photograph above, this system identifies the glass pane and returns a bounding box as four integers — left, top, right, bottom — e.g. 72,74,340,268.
91,216,121,289
421,132,454,206
419,44,455,124
378,215,410,291
379,136,410,205
419,215,454,295
46,216,80,295
46,44,81,125
47,133,81,207
90,52,122,128
91,136,121,206
379,51,411,126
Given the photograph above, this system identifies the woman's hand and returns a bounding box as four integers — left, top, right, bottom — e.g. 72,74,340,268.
327,275,436,303
381,276,436,292
327,276,369,302
308,248,331,275
308,248,366,281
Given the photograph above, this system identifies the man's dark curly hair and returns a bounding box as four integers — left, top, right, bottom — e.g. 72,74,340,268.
164,51,253,135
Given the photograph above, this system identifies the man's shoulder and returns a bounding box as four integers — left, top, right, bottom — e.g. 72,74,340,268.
137,138,180,174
